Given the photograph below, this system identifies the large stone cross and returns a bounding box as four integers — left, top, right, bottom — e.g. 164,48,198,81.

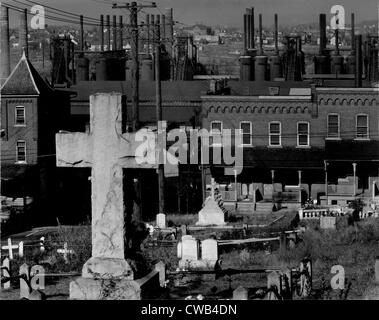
56,93,156,280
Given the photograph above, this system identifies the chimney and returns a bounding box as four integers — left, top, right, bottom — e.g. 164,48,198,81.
161,15,166,43
258,14,263,55
113,15,117,51
319,13,326,55
351,13,355,53
118,15,123,50
246,10,251,49
355,35,363,87
274,13,278,54
80,15,84,52
243,14,248,53
100,15,104,51
106,15,111,50
19,8,28,58
249,8,255,49
165,8,174,55
0,6,11,79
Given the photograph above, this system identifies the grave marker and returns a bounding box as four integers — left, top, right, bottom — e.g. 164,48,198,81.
233,286,248,300
19,263,31,299
320,216,336,229
30,265,45,290
1,258,11,290
156,213,166,229
56,93,158,300
201,239,218,262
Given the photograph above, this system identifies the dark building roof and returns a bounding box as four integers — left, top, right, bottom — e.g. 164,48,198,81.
0,52,54,96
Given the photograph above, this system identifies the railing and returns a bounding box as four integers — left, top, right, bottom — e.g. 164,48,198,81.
205,190,236,201
299,208,330,219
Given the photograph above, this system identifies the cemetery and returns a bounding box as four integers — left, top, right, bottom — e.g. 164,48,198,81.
1,93,379,300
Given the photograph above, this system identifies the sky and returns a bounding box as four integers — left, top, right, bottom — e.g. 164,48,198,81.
5,0,379,28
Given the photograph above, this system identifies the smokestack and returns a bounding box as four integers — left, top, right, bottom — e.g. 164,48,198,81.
355,35,363,87
0,6,11,79
246,10,251,49
250,8,255,49
100,15,104,51
113,15,117,51
118,15,123,50
243,14,248,52
243,14,248,53
274,13,278,54
146,14,150,54
351,13,355,52
319,14,327,55
165,8,173,55
19,8,28,58
106,15,111,50
161,15,166,43
156,15,161,41
258,14,263,55
80,15,84,51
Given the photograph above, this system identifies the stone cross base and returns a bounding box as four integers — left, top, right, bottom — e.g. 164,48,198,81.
82,257,134,280
70,277,142,300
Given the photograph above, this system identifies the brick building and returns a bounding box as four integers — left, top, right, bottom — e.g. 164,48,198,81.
201,81,379,213
0,53,72,226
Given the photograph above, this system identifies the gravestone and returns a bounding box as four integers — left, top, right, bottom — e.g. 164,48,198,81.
1,258,11,289
156,213,166,229
320,216,336,229
56,93,157,300
30,265,45,291
201,239,218,263
233,286,248,300
19,263,31,299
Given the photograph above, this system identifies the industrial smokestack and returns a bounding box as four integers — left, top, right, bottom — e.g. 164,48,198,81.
274,13,278,54
319,14,327,55
100,15,104,51
80,15,84,52
258,14,263,55
161,15,166,43
19,8,28,58
351,13,355,52
0,6,11,79
118,15,123,50
106,15,111,50
243,14,248,52
250,8,255,49
355,34,363,87
113,15,117,51
165,8,173,55
246,10,251,49
146,14,150,54
156,15,161,41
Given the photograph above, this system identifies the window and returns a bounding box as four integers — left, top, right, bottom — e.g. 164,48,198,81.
240,121,252,146
15,106,26,126
327,114,340,138
356,114,369,139
297,122,310,147
269,122,281,146
210,121,222,146
16,140,26,163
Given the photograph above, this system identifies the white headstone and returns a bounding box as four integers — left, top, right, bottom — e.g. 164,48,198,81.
30,265,45,290
233,286,248,300
156,213,166,229
182,238,199,261
196,197,226,226
19,263,31,299
201,239,218,261
2,258,11,289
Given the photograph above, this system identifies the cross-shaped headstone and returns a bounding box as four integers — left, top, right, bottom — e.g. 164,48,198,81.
56,93,156,279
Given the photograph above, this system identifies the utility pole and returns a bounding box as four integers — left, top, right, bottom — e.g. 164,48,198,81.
155,20,165,215
112,1,157,132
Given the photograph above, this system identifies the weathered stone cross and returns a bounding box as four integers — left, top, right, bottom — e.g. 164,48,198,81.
56,93,156,280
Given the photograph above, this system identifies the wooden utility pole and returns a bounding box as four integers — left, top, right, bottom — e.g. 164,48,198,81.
155,21,165,214
112,1,157,132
